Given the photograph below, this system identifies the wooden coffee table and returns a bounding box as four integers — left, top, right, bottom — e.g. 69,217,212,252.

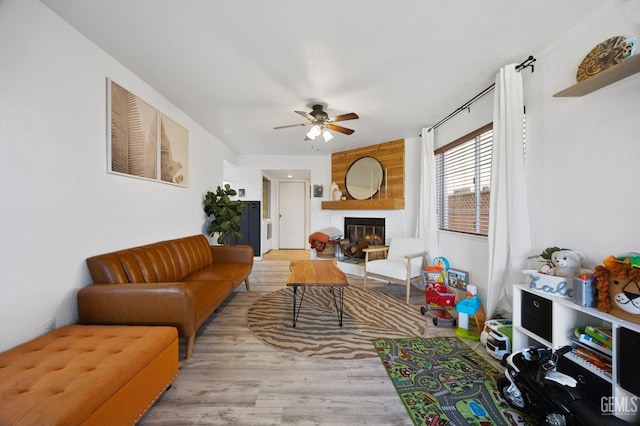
286,260,349,327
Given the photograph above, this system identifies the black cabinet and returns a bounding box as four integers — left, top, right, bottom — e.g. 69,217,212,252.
230,201,260,256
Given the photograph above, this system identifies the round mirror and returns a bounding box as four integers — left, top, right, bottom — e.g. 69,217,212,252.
345,156,384,200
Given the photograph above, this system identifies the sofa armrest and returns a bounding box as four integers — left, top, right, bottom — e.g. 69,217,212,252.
77,282,196,336
210,244,254,265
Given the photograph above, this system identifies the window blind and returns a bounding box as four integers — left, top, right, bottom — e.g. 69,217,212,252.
435,124,493,236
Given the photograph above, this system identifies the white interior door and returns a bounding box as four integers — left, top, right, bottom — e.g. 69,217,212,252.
278,181,306,249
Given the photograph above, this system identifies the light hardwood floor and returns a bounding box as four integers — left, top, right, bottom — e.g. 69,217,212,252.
139,250,498,425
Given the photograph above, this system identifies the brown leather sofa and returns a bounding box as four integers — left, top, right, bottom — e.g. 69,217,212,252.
78,234,253,358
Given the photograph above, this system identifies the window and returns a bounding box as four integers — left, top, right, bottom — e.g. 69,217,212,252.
435,123,493,236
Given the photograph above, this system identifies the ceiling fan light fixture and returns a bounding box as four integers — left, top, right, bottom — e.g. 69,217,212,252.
306,124,321,140
322,128,334,142
275,104,358,142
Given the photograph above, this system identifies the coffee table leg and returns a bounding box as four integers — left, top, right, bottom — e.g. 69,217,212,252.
292,285,306,327
329,286,345,327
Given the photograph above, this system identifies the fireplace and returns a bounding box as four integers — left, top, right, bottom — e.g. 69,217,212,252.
340,217,385,260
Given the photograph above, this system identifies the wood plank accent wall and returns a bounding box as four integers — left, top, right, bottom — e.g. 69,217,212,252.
322,139,404,210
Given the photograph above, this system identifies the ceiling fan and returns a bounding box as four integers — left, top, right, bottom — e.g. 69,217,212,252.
274,104,359,142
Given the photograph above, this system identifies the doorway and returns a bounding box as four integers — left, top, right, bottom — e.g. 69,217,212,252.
278,181,306,249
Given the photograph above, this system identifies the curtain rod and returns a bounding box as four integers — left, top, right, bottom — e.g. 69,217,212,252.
427,55,536,132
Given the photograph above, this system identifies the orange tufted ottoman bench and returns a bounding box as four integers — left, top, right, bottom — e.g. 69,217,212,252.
0,325,178,425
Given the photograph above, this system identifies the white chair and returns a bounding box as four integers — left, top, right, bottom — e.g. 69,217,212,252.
363,237,429,304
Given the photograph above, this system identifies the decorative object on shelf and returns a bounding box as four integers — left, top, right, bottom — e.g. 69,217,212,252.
528,246,568,272
594,253,640,324
577,35,637,82
330,182,342,200
203,184,246,245
573,273,597,307
549,250,583,278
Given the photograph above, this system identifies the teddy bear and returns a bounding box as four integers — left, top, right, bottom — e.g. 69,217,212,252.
548,250,583,278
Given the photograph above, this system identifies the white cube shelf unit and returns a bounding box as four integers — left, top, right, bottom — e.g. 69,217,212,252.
513,284,640,422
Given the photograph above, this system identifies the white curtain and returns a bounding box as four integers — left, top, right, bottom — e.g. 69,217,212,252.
415,127,439,276
486,65,531,319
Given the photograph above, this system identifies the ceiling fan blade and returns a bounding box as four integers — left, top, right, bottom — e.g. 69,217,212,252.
274,123,309,130
330,112,359,122
326,124,355,135
295,110,316,122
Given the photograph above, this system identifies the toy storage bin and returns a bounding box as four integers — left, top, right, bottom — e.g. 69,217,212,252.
521,290,553,342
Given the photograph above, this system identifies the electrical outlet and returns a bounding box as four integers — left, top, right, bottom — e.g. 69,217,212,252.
44,318,56,334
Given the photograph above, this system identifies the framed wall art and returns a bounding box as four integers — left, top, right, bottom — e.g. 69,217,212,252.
107,79,188,187
108,80,158,180
160,113,189,186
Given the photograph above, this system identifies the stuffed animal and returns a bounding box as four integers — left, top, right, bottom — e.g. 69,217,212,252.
549,250,583,278
595,257,640,324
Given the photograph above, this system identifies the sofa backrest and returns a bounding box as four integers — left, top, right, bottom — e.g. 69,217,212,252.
86,235,214,284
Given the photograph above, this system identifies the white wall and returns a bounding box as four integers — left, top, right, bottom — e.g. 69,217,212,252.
525,1,640,267
431,1,640,303
0,0,228,351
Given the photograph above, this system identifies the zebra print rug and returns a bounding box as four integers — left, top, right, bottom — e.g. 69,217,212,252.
246,286,425,359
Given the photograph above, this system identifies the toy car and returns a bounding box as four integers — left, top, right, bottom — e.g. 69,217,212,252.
481,319,513,360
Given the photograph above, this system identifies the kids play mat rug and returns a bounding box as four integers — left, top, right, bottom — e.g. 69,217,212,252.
373,336,534,425
246,286,424,360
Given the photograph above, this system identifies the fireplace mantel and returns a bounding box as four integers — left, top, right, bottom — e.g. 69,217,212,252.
322,139,405,210
321,198,404,210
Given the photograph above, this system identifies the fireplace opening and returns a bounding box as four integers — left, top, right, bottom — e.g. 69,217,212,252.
340,217,385,261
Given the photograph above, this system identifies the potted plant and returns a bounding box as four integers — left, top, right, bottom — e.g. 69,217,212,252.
203,184,246,245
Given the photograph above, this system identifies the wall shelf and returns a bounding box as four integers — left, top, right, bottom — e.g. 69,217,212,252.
553,54,640,97
321,198,404,210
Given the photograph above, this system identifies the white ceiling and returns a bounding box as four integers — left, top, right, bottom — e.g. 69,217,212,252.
41,0,605,156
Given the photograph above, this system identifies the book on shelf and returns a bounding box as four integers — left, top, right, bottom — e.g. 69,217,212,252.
565,349,612,379
570,335,612,357
584,325,612,348
573,346,612,370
